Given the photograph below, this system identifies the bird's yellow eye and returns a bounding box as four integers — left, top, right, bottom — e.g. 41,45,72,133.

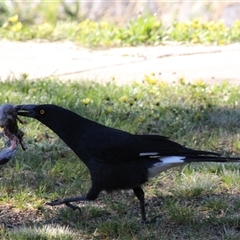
40,109,44,115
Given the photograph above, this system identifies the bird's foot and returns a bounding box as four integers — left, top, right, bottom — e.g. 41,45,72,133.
46,199,65,206
65,202,82,214
46,199,81,213
142,215,161,224
46,196,87,213
65,202,81,212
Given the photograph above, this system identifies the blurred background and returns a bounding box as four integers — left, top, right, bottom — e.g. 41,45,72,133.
0,1,240,27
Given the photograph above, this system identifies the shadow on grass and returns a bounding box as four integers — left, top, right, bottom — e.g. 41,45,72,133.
2,192,240,239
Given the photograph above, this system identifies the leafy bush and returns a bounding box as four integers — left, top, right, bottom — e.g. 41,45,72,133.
1,14,240,47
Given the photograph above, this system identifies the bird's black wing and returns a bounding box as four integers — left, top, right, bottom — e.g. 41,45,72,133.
82,126,218,163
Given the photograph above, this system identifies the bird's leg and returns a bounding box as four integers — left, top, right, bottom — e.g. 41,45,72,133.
46,195,88,212
132,187,146,222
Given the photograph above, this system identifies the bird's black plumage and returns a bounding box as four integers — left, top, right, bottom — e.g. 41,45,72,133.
16,104,240,222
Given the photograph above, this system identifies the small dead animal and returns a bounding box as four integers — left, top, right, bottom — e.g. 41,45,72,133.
0,104,27,165
0,138,18,165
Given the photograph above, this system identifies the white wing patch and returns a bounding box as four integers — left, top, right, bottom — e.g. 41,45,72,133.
148,156,186,179
160,156,185,163
139,152,159,157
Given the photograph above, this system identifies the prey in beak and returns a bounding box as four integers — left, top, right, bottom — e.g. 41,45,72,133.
0,104,28,164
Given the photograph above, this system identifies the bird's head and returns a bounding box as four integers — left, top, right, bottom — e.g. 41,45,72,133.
15,104,58,120
15,104,84,130
15,104,92,155
15,104,75,128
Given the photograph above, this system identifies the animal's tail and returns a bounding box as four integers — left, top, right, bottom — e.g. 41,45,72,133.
159,155,240,164
183,155,240,163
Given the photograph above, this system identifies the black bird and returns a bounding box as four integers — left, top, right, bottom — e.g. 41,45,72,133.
16,104,240,222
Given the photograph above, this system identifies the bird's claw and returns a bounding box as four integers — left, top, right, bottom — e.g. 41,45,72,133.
142,215,161,224
46,200,61,206
46,200,82,213
65,202,82,213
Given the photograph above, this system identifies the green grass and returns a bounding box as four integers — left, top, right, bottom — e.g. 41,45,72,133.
1,14,240,47
1,78,240,239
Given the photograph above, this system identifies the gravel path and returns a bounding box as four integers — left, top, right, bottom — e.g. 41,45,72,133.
1,40,240,85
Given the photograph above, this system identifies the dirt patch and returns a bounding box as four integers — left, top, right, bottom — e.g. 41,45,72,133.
0,205,46,228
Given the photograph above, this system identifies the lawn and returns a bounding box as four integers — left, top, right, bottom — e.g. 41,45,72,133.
1,78,240,239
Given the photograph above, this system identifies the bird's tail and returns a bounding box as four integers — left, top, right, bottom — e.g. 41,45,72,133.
142,149,240,163
183,156,240,163
159,155,240,164
177,147,240,163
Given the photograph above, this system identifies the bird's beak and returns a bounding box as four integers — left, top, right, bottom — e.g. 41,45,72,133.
15,104,37,118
